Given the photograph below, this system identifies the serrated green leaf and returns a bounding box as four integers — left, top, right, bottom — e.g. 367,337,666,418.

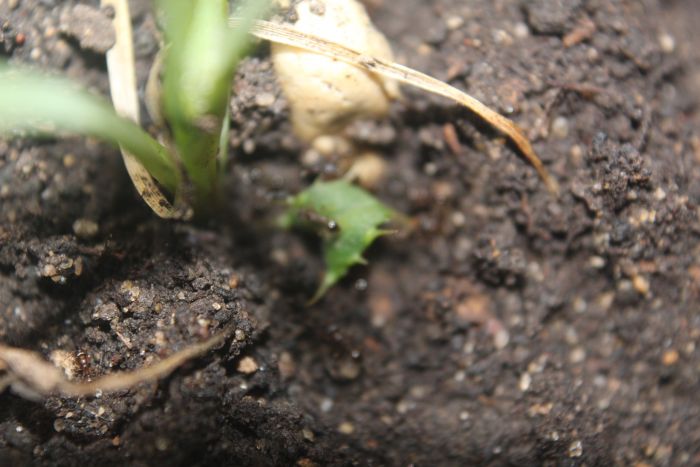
286,179,396,303
0,65,178,193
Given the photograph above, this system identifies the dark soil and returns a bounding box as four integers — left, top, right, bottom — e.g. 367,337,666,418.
2,0,700,465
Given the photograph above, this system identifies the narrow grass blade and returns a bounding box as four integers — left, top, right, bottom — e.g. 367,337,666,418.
0,66,179,194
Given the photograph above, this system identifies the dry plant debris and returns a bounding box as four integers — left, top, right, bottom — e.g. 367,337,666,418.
231,2,559,194
0,329,231,400
102,0,187,219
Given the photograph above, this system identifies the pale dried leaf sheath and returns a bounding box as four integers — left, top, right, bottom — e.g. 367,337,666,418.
102,0,183,219
0,329,229,398
235,18,559,195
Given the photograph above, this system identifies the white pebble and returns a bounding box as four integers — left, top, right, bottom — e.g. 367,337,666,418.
551,116,569,139
658,33,675,53
519,373,532,392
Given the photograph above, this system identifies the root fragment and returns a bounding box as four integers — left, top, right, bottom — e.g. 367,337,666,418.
0,329,230,401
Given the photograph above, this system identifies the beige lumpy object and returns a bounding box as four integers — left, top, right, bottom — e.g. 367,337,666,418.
271,0,400,143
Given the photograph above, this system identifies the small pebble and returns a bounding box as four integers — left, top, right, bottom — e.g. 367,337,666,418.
445,15,463,31
513,22,530,39
42,264,58,278
278,351,296,379
455,294,491,323
597,291,615,312
63,154,77,167
242,139,256,154
662,349,679,366
569,347,586,364
320,398,333,412
494,330,509,349
586,47,599,62
302,428,315,442
519,373,532,392
658,33,675,53
369,293,394,328
632,275,650,296
255,92,276,107
296,458,317,467
53,419,65,432
237,356,259,374
120,280,140,302
72,219,99,239
528,403,553,416
336,359,361,380
551,116,570,139
301,148,322,167
573,297,587,313
417,43,433,56
155,437,169,451
423,162,438,176
451,211,466,227
492,29,512,46
654,187,667,201
568,440,583,458
345,152,387,189
338,422,355,434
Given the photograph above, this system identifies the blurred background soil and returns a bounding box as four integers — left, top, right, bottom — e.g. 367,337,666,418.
1,0,700,465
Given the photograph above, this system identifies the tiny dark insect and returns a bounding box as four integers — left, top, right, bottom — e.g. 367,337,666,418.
75,351,92,379
300,209,340,232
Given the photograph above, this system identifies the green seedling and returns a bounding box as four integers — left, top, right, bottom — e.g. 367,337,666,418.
0,0,268,401
0,0,561,400
0,0,267,218
0,66,179,194
1,0,558,299
156,0,265,210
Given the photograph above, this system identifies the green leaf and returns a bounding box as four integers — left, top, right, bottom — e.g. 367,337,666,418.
156,0,268,205
285,179,397,303
0,65,179,193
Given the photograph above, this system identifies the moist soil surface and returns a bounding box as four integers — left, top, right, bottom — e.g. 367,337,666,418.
1,0,700,465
